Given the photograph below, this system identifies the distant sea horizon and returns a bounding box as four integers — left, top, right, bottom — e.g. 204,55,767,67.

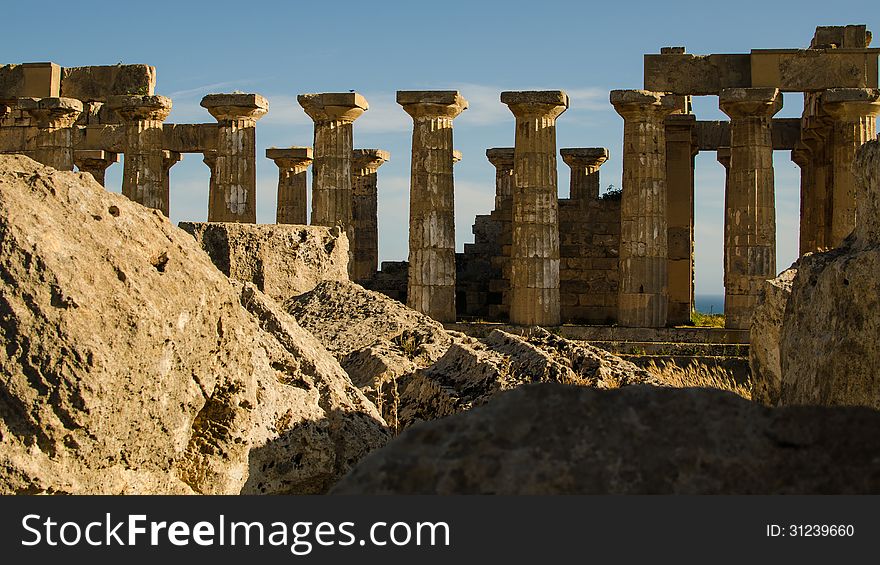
694,294,724,315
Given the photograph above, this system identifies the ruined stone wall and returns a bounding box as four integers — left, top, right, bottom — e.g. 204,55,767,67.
559,196,621,324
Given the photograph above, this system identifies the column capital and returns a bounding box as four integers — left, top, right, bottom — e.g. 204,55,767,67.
452,150,462,164
162,150,183,168
719,88,782,119
501,90,568,119
560,147,609,171
486,147,514,169
202,149,217,167
107,94,172,123
266,146,313,169
298,92,368,123
74,149,119,166
821,88,880,121
201,93,268,123
791,143,812,168
716,146,731,168
352,148,390,172
21,96,83,128
610,89,676,119
397,90,468,119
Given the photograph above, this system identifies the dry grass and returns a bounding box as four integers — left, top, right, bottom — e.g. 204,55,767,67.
641,358,752,400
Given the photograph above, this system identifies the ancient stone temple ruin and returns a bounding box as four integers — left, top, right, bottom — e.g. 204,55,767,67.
1,25,877,332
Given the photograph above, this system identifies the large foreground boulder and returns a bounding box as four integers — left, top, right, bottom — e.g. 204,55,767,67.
290,281,664,430
0,155,387,494
749,266,797,405
333,384,880,494
779,141,880,408
179,222,349,301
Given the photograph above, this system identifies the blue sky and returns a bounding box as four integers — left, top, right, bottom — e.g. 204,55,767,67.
4,0,876,296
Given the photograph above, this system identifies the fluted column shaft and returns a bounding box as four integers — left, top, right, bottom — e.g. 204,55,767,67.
351,149,390,283
161,151,182,213
202,94,268,223
502,90,569,327
822,88,880,246
486,148,514,210
665,114,696,325
719,88,782,330
267,147,312,225
611,90,676,328
108,95,172,215
23,97,83,171
791,145,816,255
398,91,467,322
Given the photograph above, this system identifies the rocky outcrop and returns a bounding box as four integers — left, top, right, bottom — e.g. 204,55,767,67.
333,384,880,494
179,222,349,301
0,155,387,495
749,266,797,405
779,141,880,408
289,281,665,430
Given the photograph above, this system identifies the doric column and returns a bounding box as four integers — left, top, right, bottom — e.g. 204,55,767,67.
266,146,312,225
74,149,118,186
822,88,880,246
202,150,218,210
201,93,268,223
22,97,83,170
560,147,608,201
791,143,816,255
611,89,676,328
719,87,782,330
665,114,697,325
801,96,833,252
397,90,467,322
486,147,514,210
502,90,569,327
351,149,390,284
107,95,172,214
161,150,182,213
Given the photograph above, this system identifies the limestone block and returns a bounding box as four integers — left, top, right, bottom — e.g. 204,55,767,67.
60,64,156,101
750,267,797,406
0,62,61,99
179,222,349,301
751,49,879,91
644,53,751,95
0,155,388,495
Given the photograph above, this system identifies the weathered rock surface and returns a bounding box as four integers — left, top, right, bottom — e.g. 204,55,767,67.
289,282,664,430
0,155,387,495
779,141,880,408
749,266,797,405
333,384,880,494
179,222,349,301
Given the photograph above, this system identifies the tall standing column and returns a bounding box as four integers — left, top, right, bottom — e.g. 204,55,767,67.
162,150,182,213
351,149,390,283
665,113,697,325
502,90,569,327
486,147,514,210
397,91,467,322
74,150,119,186
266,146,312,225
822,88,880,246
22,97,83,170
719,87,782,330
717,146,731,313
298,92,368,227
611,90,676,328
107,95,172,214
560,148,609,201
202,150,218,213
791,143,816,254
201,94,268,223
